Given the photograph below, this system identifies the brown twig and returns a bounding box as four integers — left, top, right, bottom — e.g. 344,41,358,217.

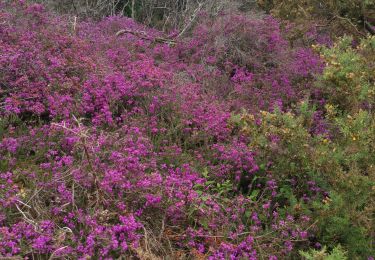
177,2,204,38
316,16,337,28
48,246,68,260
15,203,37,228
316,15,367,37
336,15,367,37
115,29,176,45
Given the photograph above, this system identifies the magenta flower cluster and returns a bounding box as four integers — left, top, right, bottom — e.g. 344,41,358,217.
0,2,330,259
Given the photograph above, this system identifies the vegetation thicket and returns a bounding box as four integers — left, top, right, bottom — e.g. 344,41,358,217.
0,1,374,259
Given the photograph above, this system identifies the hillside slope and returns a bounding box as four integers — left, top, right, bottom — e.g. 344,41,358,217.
0,2,374,259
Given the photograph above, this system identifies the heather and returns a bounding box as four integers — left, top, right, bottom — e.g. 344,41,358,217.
0,1,374,259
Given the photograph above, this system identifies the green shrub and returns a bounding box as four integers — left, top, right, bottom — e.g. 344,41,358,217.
300,245,348,260
316,36,375,113
232,36,375,257
257,0,375,27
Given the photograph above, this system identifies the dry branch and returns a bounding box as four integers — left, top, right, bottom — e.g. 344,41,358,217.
115,29,176,45
177,1,204,38
316,15,367,37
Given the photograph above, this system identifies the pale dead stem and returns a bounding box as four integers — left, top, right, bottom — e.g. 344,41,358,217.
115,29,176,45
52,116,103,208
52,116,93,170
177,1,204,39
16,199,32,209
131,0,135,19
316,15,367,37
72,16,77,33
15,199,73,231
115,1,205,44
159,217,166,242
137,226,166,260
15,202,37,228
48,246,68,260
15,197,72,258
143,226,150,253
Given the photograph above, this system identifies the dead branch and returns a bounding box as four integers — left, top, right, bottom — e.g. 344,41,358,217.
335,15,367,37
15,203,37,228
177,1,204,38
316,15,367,37
115,29,176,45
48,246,68,260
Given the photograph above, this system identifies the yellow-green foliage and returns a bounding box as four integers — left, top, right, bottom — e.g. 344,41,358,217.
235,104,374,257
237,105,337,185
257,0,375,24
300,245,348,260
232,36,375,257
257,0,375,42
316,36,375,113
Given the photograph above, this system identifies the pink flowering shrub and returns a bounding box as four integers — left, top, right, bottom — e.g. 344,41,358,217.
174,13,324,112
1,1,372,259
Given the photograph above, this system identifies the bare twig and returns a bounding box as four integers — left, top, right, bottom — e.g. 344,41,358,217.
26,187,43,205
335,15,367,37
16,199,32,209
159,217,166,242
177,1,204,38
72,16,77,32
131,0,135,19
116,29,176,45
317,15,367,37
15,203,37,228
48,246,68,260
